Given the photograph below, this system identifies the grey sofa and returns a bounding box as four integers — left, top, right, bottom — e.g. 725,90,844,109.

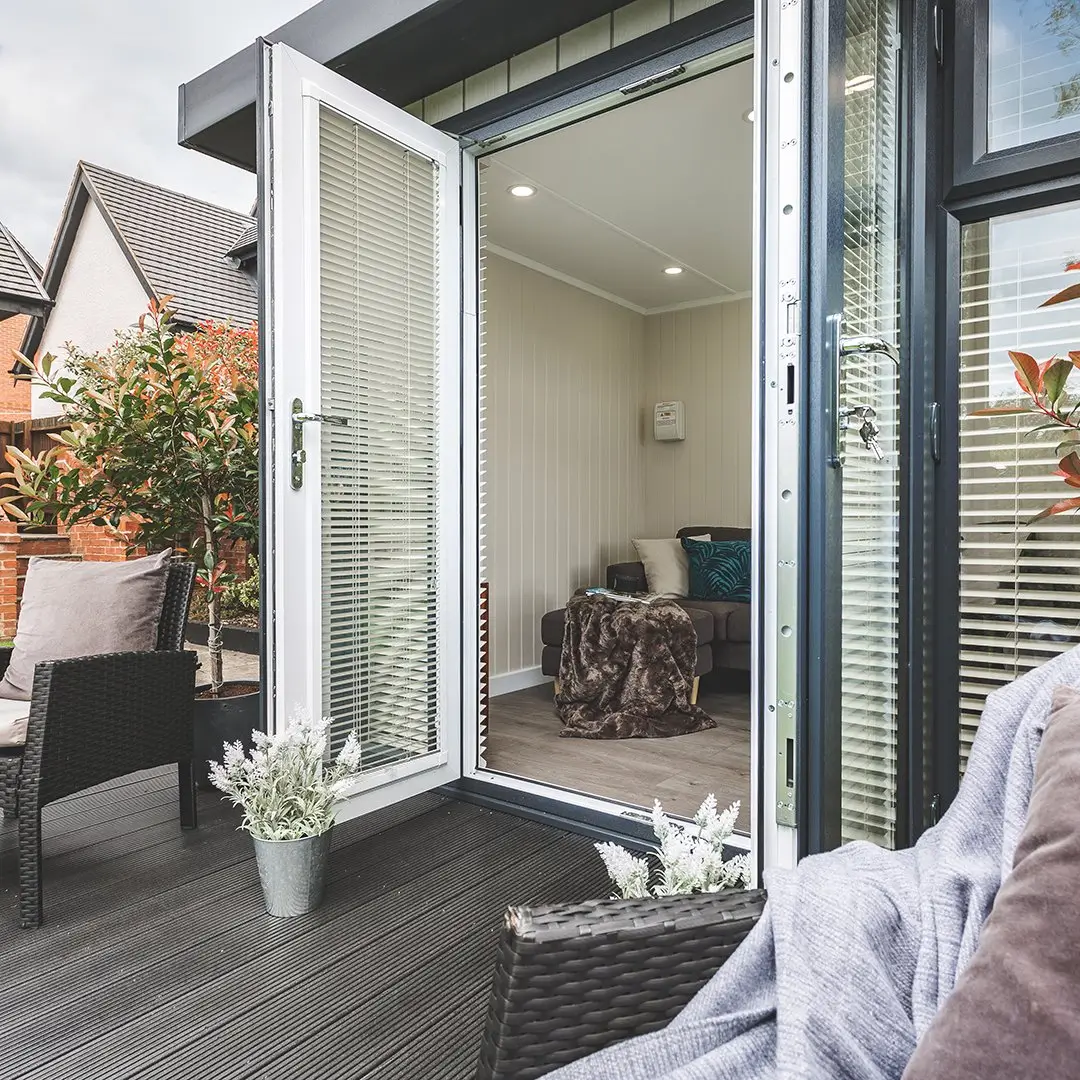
540,526,752,680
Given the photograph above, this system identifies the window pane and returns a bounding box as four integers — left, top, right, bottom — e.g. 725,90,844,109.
958,201,1080,769
839,0,901,847
319,104,442,767
989,0,1080,151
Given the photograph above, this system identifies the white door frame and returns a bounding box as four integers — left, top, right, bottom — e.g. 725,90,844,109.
262,41,466,821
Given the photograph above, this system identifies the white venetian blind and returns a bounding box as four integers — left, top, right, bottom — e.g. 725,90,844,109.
318,104,442,767
958,203,1080,770
838,0,901,847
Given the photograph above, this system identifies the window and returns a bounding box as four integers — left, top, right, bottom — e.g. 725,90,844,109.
958,200,1080,768
989,0,1080,152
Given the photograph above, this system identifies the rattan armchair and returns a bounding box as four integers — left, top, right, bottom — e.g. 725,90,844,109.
476,887,768,1080
0,562,198,928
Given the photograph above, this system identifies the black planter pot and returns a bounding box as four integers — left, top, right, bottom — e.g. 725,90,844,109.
186,621,260,655
193,681,263,790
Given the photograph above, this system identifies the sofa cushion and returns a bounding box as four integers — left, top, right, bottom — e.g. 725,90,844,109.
726,603,751,644
901,683,1080,1080
0,697,30,747
0,549,172,702
681,538,752,603
679,600,747,644
632,536,708,598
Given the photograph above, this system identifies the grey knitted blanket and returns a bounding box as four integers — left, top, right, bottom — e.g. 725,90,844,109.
549,647,1080,1079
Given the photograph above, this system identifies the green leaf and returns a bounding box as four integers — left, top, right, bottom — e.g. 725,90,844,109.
1043,357,1072,405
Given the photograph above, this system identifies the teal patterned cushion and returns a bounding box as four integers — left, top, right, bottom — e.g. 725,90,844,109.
681,538,752,603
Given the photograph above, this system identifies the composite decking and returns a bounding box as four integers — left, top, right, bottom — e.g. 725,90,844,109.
0,768,610,1079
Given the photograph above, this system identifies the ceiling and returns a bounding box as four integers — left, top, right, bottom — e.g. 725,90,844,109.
483,59,754,314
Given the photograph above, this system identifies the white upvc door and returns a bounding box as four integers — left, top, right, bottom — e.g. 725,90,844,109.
260,42,468,822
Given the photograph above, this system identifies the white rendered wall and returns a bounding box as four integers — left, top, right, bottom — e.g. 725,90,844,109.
33,199,148,418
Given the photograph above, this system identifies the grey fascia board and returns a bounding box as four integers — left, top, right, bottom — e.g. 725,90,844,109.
178,0,445,152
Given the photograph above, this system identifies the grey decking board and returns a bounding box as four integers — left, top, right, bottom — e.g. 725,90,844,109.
0,768,603,1080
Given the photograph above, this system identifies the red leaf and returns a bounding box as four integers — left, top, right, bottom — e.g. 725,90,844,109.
1009,350,1042,396
968,405,1031,416
1040,282,1080,308
1031,496,1080,523
1067,262,1080,272
1061,450,1080,479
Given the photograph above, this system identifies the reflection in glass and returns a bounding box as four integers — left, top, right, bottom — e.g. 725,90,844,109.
958,201,1080,769
990,0,1080,151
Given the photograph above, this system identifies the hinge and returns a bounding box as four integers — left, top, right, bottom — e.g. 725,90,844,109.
933,1,945,67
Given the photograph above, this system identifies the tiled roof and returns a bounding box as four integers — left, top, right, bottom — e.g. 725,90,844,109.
0,220,49,312
81,162,257,327
226,223,258,260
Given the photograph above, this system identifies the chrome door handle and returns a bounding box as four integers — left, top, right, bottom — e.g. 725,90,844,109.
829,319,899,468
290,399,349,490
293,412,349,426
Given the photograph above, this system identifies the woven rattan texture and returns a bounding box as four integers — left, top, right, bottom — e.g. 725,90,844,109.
0,562,197,926
476,888,767,1080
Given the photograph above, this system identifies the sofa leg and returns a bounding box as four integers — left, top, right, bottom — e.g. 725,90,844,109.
691,677,700,706
553,679,562,698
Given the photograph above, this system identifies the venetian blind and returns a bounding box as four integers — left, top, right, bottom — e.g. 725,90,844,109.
318,104,442,767
839,0,901,847
958,204,1080,770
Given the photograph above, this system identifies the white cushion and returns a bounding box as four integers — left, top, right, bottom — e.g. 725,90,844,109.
631,536,709,598
0,697,30,747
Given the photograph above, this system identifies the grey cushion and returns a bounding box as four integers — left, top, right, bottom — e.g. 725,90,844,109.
726,603,751,643
901,683,1080,1080
0,697,30,747
0,549,172,702
679,600,748,643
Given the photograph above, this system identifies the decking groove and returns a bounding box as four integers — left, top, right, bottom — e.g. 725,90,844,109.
0,768,609,1079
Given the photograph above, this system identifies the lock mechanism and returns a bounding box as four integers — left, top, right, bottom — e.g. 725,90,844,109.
290,398,349,489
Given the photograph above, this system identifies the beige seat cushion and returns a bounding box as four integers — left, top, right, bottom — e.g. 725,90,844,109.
0,697,30,747
0,549,172,702
632,536,708,598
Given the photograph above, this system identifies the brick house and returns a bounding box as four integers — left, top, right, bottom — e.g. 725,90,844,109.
0,219,49,422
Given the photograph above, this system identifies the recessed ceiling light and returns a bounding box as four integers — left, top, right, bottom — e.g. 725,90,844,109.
845,75,876,95
743,108,755,123
508,184,536,198
663,266,684,276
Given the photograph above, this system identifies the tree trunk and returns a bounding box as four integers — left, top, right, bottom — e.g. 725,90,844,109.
201,495,224,695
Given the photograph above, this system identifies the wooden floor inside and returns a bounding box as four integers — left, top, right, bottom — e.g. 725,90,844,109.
485,682,751,830
0,768,609,1080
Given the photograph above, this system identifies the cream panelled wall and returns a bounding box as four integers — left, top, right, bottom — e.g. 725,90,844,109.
485,253,646,678
641,299,753,537
407,0,726,124
484,252,752,679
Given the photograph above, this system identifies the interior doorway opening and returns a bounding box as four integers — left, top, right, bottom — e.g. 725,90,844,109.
471,54,757,831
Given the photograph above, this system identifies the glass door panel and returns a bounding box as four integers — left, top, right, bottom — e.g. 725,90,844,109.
958,200,1080,769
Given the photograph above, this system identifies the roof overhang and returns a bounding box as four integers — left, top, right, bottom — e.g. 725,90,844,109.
0,295,50,321
178,0,632,171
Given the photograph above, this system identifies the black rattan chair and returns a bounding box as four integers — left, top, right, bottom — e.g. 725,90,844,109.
0,561,198,928
476,888,767,1080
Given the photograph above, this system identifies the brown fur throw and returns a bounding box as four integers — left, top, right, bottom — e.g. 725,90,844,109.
556,593,716,739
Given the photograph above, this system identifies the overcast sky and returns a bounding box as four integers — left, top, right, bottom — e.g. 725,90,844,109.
0,0,315,262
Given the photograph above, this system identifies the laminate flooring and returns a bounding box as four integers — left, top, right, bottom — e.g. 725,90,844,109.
484,683,752,830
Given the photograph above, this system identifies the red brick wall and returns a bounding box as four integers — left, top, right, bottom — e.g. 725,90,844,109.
0,316,31,421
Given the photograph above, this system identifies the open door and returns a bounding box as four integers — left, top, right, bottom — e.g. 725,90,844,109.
761,0,904,861
258,41,467,821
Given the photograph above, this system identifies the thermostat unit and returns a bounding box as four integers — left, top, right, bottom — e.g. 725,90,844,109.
653,401,685,441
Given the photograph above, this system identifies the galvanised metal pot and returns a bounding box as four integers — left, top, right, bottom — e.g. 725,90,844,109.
251,830,332,917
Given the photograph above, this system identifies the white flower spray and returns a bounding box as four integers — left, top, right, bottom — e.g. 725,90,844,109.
596,794,751,899
208,709,363,840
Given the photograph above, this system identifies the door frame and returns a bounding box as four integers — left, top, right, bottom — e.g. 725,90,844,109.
434,7,764,857
257,40,467,821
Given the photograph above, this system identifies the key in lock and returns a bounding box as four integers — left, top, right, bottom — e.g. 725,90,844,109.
842,405,885,462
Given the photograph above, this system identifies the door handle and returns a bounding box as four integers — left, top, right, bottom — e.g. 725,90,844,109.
290,399,349,490
829,319,899,468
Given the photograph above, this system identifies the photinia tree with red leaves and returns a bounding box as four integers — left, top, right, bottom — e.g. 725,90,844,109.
0,298,258,694
973,261,1080,522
